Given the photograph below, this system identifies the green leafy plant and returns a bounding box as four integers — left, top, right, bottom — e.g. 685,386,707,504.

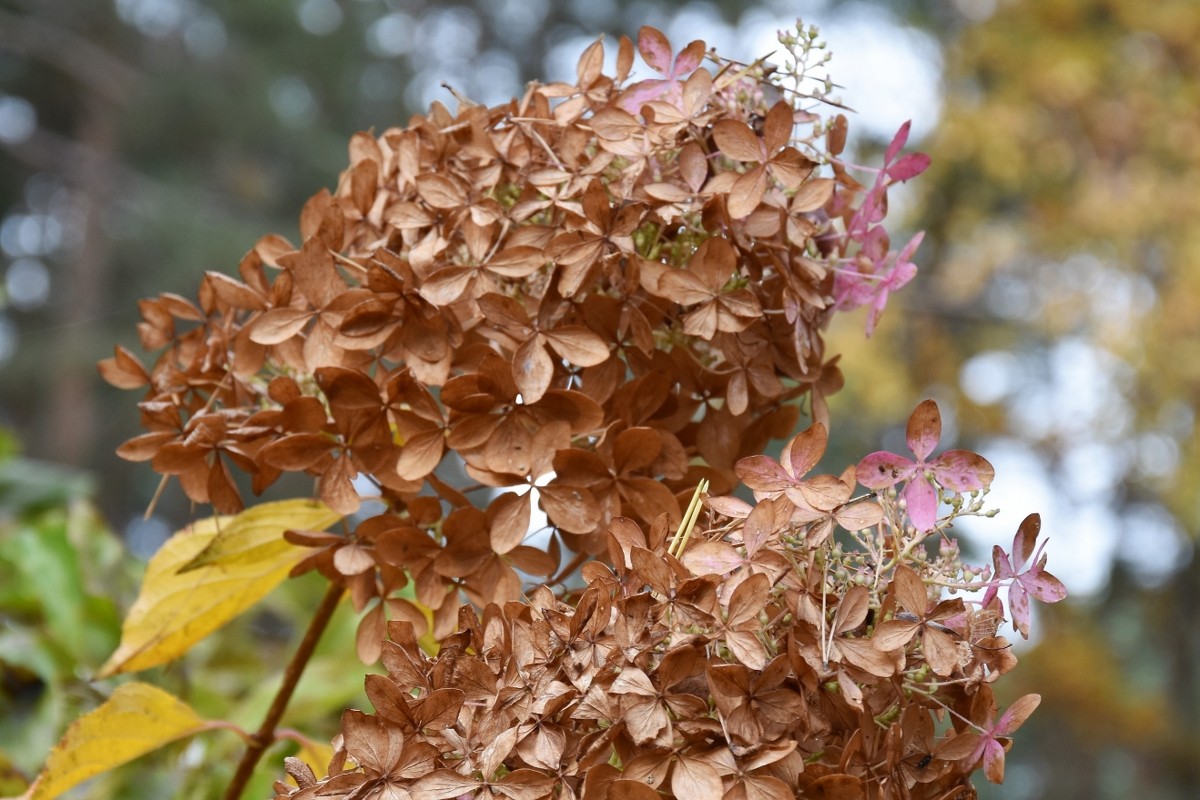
14,21,1064,800
0,437,371,799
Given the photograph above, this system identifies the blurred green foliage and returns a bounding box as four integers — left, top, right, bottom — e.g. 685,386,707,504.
0,429,369,797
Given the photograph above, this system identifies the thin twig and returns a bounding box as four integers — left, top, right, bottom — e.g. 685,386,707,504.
668,478,709,558
223,581,345,800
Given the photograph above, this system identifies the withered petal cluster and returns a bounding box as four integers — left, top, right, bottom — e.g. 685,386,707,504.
98,23,1034,800
273,490,1016,800
99,28,861,616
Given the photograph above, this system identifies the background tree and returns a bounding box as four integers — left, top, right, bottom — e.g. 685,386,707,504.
872,0,1200,797
2,0,1197,798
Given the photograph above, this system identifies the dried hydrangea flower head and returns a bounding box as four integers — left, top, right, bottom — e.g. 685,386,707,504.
272,410,1059,799
101,22,925,616
98,21,1065,799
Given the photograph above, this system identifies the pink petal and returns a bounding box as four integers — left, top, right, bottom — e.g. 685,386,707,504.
903,476,939,532
671,39,706,75
883,259,918,292
852,189,887,233
980,581,1000,609
982,737,1007,784
991,544,1016,581
994,694,1042,736
1022,561,1067,603
861,225,889,263
637,26,674,74
887,152,931,183
855,451,917,489
1008,580,1031,638
896,230,925,264
884,120,912,165
867,255,918,335
616,79,671,113
734,454,794,492
864,258,917,335
832,271,876,311
864,290,891,337
931,449,994,491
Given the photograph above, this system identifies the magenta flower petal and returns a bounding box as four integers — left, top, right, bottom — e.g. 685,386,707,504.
931,449,995,491
856,451,917,490
1008,579,1031,638
981,737,1008,784
636,26,674,74
617,79,672,113
903,475,938,531
672,45,704,75
884,120,912,165
887,152,932,182
1022,557,1068,603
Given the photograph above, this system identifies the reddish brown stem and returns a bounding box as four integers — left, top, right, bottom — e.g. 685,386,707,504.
223,581,345,800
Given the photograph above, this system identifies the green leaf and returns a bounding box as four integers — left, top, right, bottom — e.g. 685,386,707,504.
97,499,341,677
0,749,29,796
11,518,86,663
0,458,93,518
17,682,210,800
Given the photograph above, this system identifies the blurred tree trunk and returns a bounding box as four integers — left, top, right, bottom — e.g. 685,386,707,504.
0,4,138,465
1167,556,1200,787
45,92,117,465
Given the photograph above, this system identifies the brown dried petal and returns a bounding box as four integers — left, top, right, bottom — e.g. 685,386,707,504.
415,173,467,209
205,271,266,311
728,166,769,219
321,457,361,516
260,433,337,471
923,626,962,677
116,431,177,462
279,237,344,308
791,177,836,213
805,772,865,800
671,754,723,799
872,619,921,651
770,148,816,189
98,346,151,389
250,307,314,345
513,337,554,404
333,543,376,576
891,564,931,616
488,490,533,555
833,500,884,531
542,326,610,367
712,119,764,163
395,428,445,481
539,483,600,534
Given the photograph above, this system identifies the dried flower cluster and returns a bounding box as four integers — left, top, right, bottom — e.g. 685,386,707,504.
96,21,1064,800
101,23,927,643
274,406,1062,800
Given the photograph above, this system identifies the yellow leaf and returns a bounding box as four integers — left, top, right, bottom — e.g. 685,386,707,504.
98,499,341,677
22,682,210,800
418,630,441,657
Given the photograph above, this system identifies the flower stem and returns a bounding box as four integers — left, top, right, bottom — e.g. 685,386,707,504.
223,581,345,800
